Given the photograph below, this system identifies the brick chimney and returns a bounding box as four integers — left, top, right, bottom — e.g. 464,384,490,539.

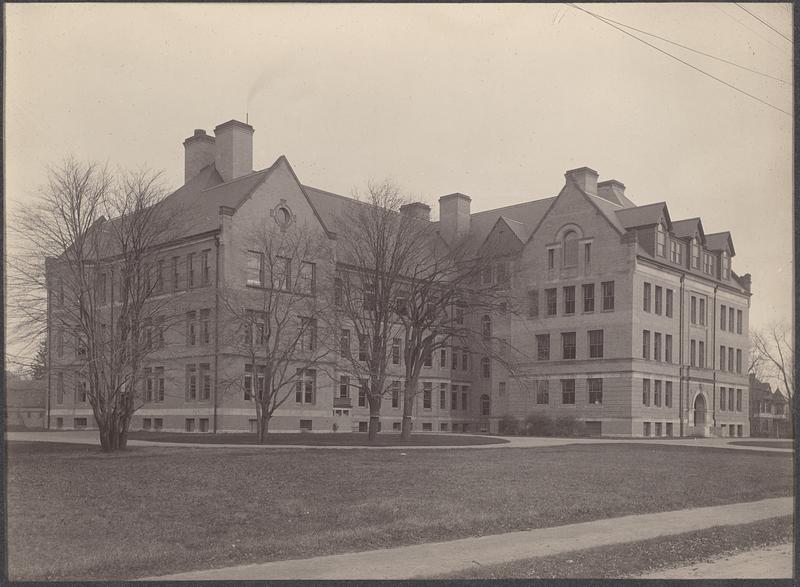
214,119,254,182
183,129,216,183
740,273,752,292
399,202,431,221
438,193,471,243
565,166,599,196
597,179,627,206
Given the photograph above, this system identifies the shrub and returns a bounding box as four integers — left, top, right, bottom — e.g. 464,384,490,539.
498,414,521,435
524,412,555,437
553,415,587,437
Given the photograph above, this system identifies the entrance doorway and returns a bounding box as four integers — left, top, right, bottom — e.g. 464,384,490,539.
694,394,707,427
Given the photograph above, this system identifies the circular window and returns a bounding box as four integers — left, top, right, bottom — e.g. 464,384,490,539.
277,207,291,225
272,203,293,230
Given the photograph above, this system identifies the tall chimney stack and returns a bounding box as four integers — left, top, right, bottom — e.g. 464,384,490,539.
183,129,216,183
438,193,472,243
565,166,599,196
214,119,254,182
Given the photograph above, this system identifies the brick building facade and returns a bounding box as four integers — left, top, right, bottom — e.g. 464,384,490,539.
47,120,752,436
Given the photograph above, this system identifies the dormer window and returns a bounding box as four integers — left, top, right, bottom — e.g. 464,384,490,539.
670,240,683,264
563,230,578,267
703,252,714,275
691,238,700,269
721,252,730,280
656,224,666,257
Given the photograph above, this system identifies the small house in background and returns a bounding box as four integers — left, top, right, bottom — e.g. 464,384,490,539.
6,374,47,430
749,374,791,438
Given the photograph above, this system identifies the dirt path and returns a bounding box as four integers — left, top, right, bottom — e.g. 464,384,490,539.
637,543,793,579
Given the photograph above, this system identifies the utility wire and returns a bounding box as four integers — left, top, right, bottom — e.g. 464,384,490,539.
735,3,792,43
578,9,789,84
715,4,789,54
567,4,792,117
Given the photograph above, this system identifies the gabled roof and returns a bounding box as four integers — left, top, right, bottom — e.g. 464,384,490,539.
499,216,532,243
705,231,735,256
615,202,671,230
583,193,627,234
671,217,706,242
468,197,555,246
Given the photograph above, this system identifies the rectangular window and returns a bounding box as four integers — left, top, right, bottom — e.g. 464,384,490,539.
462,390,469,412
721,304,727,330
655,422,662,437
736,310,743,335
545,288,557,316
736,349,742,374
691,296,697,324
334,277,343,307
728,388,735,412
358,335,369,362
562,332,576,360
588,329,604,358
528,289,539,317
451,386,458,410
391,338,400,365
642,379,650,406
423,382,432,409
481,357,491,378
656,226,666,257
536,334,550,360
728,347,734,373
440,348,447,368
185,418,195,432
339,375,350,399
201,250,210,285
144,367,154,402
665,381,673,407
461,349,469,371
654,332,661,361
736,388,742,411
155,367,165,402
187,253,195,289
199,418,209,433
699,299,705,326
720,386,727,411
172,256,180,291
143,418,152,430
186,364,197,401
666,289,673,318
295,369,316,404
273,257,292,291
601,281,615,311
561,379,575,405
300,419,313,431
643,282,651,312
200,309,210,345
584,242,592,265
300,317,317,351
643,422,651,436
244,364,253,401
298,262,316,294
666,422,673,437
200,363,211,400
698,341,705,368
547,248,555,270
588,378,602,405
186,311,197,346
563,286,575,315
729,307,735,334
536,380,549,404
691,240,700,268
357,380,368,407
670,240,682,264
583,283,595,313
719,345,727,372
340,329,351,358
654,286,662,315
439,383,447,409
665,334,673,363
654,380,662,407
642,330,650,360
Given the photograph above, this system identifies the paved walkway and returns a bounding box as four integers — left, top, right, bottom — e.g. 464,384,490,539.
637,543,793,579
6,430,792,453
141,496,792,581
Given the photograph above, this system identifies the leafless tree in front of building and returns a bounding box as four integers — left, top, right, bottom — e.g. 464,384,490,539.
219,221,334,442
10,158,183,451
751,321,795,416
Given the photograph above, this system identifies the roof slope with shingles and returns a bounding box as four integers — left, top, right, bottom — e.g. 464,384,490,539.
671,217,705,241
705,231,735,255
468,197,555,246
615,202,669,230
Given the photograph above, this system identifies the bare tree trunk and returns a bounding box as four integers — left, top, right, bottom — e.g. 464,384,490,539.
368,413,380,440
400,389,414,441
258,414,269,444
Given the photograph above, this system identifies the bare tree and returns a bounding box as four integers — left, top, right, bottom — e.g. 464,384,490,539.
751,322,795,414
10,159,181,451
219,221,333,442
327,181,424,441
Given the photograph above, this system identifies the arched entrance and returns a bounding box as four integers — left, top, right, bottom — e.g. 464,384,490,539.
694,394,707,431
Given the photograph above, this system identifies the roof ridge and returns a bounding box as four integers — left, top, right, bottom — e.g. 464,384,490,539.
470,196,555,217
200,164,275,193
586,192,623,208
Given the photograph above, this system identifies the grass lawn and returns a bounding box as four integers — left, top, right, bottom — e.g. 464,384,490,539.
7,441,792,581
126,431,507,446
729,440,794,450
433,516,794,579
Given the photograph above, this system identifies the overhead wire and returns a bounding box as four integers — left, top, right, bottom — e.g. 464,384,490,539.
735,3,792,43
566,4,792,117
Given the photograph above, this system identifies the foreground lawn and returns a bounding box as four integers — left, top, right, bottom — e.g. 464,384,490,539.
127,431,506,446
730,440,794,450
434,516,794,579
7,441,792,581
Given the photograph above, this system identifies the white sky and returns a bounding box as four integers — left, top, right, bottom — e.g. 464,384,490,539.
5,3,793,362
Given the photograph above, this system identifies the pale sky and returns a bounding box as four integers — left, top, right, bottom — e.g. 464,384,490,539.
5,3,793,362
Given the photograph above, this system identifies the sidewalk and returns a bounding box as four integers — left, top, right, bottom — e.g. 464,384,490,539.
141,496,792,581
637,543,793,579
7,430,792,453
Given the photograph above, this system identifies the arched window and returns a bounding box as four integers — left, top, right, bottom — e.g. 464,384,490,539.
482,315,491,339
481,357,491,378
721,252,729,280
563,230,578,267
656,224,666,257
480,394,491,416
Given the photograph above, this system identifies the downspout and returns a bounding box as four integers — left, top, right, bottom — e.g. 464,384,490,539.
679,274,685,437
712,285,718,429
213,235,221,433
